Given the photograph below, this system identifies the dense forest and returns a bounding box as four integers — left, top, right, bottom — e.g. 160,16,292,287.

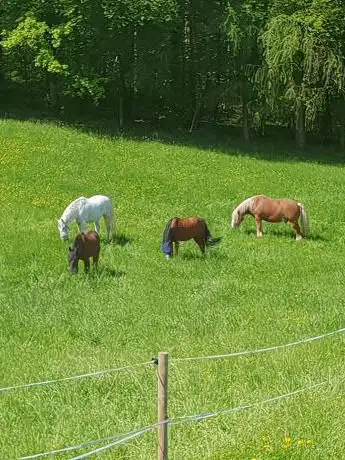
1,0,345,148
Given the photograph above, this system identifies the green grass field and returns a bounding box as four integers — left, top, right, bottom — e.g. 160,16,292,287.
1,118,344,459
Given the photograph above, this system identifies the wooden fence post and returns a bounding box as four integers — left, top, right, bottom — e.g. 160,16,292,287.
157,352,168,460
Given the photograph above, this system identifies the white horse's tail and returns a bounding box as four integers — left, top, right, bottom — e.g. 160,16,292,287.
110,206,116,233
298,203,309,236
106,202,116,239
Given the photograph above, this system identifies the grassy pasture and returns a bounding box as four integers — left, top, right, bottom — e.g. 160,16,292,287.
0,119,344,459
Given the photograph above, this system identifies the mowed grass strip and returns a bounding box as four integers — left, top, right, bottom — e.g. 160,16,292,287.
0,119,344,459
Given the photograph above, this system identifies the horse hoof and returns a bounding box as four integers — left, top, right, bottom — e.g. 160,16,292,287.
165,255,171,260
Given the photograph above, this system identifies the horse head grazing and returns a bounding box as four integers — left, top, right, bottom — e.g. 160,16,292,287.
161,218,175,259
58,218,69,241
231,197,254,228
68,231,100,274
231,209,242,228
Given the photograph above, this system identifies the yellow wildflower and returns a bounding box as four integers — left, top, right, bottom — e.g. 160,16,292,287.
283,436,293,450
263,444,273,452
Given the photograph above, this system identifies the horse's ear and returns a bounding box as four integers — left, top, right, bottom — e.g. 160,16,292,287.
68,246,72,251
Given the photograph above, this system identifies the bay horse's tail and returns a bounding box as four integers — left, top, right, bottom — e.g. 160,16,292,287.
298,202,309,236
204,223,222,247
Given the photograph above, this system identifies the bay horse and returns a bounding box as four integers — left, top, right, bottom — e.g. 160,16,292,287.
58,195,115,242
68,231,100,273
161,217,222,258
231,195,309,240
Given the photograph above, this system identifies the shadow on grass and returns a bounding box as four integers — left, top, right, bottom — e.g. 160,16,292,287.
84,267,125,278
242,227,328,242
98,233,132,246
179,249,226,260
2,106,345,165
112,233,132,246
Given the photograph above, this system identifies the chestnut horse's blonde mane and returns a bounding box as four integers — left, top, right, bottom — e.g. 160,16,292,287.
231,196,259,227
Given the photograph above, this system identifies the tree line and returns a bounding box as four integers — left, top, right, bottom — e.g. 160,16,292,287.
1,0,345,148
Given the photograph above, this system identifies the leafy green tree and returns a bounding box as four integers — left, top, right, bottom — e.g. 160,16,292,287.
261,0,345,148
225,0,268,141
1,0,345,148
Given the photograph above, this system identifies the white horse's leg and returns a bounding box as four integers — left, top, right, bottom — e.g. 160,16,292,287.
94,220,100,234
104,213,113,242
79,221,88,234
103,215,109,241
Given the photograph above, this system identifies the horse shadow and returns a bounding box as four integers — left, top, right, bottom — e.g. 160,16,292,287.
242,227,328,242
179,250,227,260
179,252,206,260
89,267,125,278
112,233,132,247
302,233,328,242
98,233,132,246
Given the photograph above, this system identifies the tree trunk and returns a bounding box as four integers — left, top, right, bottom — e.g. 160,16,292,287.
242,82,250,142
340,122,345,149
188,0,197,125
117,57,125,129
295,96,305,149
189,98,202,133
118,94,123,129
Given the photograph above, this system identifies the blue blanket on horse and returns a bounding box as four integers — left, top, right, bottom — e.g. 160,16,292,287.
161,240,173,257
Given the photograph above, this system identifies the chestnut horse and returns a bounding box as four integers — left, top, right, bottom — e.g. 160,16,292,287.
161,217,222,258
231,195,309,240
68,231,100,273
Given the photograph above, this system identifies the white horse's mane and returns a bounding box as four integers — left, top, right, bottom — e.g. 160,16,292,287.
231,196,258,226
61,196,88,221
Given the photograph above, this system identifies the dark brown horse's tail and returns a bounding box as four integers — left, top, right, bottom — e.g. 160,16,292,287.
204,224,222,247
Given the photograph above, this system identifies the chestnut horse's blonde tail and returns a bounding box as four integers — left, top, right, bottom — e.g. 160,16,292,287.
298,203,309,236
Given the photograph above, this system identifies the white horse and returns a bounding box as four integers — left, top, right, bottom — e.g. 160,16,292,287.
57,195,115,242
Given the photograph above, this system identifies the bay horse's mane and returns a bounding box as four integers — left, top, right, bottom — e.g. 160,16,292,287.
161,217,177,244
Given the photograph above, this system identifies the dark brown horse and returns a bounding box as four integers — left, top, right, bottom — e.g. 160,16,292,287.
231,195,309,240
68,231,100,273
161,217,222,258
